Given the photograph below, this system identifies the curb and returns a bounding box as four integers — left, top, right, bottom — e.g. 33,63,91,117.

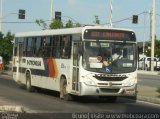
137,96,160,105
138,70,160,75
0,106,25,113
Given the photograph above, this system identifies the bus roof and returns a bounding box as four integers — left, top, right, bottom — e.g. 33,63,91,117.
15,27,83,37
15,26,134,38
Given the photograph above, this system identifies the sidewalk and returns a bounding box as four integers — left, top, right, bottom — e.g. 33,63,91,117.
138,70,160,75
137,70,160,104
137,85,160,104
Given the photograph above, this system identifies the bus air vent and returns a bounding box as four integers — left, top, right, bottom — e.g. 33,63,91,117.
94,76,127,81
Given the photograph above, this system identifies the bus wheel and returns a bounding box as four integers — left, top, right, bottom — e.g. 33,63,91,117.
26,72,34,92
60,76,73,101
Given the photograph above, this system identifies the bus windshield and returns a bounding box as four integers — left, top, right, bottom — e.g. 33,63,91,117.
82,41,137,74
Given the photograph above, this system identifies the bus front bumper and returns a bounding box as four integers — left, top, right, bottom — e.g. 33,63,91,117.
79,82,137,97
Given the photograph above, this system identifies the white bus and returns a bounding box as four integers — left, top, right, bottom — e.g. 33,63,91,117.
12,25,137,101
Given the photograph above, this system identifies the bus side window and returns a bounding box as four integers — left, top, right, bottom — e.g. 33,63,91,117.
26,37,32,57
62,35,72,59
37,37,45,57
51,36,56,58
55,36,61,58
35,37,41,57
51,35,72,59
23,38,27,56
59,36,64,58
32,37,37,57
44,36,51,57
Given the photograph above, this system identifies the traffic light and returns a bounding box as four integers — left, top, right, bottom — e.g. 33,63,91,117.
18,9,25,19
132,15,138,24
55,11,61,20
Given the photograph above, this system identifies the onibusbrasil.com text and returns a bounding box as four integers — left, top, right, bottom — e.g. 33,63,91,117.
72,113,160,119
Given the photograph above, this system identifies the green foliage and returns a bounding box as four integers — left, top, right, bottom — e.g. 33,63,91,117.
157,87,160,98
145,39,160,57
0,32,14,65
75,23,81,27
155,39,160,57
65,20,73,28
34,16,82,29
49,19,63,29
35,19,47,30
145,41,151,56
157,87,160,93
0,32,3,39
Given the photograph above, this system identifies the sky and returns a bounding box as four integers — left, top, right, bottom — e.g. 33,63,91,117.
1,0,160,42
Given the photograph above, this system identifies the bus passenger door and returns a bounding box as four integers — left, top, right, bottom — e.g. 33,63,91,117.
15,43,23,82
72,42,80,93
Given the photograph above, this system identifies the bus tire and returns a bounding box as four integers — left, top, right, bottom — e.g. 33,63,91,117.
26,72,34,92
60,76,73,101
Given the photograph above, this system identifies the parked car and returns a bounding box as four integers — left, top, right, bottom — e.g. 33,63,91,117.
156,58,160,70
138,57,160,71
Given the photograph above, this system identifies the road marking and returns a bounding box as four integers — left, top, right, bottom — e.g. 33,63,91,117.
0,105,25,113
137,99,160,107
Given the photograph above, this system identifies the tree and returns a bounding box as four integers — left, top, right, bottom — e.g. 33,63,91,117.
49,19,63,29
35,19,47,30
145,39,160,57
0,32,3,40
65,20,73,28
155,39,160,57
75,23,81,27
0,32,14,67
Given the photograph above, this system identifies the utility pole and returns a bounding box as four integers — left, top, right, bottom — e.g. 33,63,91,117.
109,0,113,27
143,12,146,55
50,0,53,23
151,0,156,71
0,0,2,32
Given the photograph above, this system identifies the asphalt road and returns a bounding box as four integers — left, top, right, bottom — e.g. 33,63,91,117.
0,75,160,114
138,73,160,88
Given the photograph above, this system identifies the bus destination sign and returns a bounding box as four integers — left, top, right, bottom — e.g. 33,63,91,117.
84,29,136,41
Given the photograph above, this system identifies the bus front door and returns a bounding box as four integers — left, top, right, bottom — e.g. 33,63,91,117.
72,42,80,93
15,43,23,82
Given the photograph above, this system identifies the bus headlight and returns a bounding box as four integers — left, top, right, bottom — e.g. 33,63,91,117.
123,78,137,87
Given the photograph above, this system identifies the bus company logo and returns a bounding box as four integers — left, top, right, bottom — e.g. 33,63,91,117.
108,81,112,87
27,60,41,66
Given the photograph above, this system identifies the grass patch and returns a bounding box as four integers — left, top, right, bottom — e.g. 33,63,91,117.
157,88,160,98
0,70,9,75
157,88,160,93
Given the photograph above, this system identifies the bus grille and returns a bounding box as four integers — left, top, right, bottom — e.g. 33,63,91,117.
100,88,120,93
94,76,127,81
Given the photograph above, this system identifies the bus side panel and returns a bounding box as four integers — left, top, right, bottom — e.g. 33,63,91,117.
13,57,71,92
31,59,71,91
